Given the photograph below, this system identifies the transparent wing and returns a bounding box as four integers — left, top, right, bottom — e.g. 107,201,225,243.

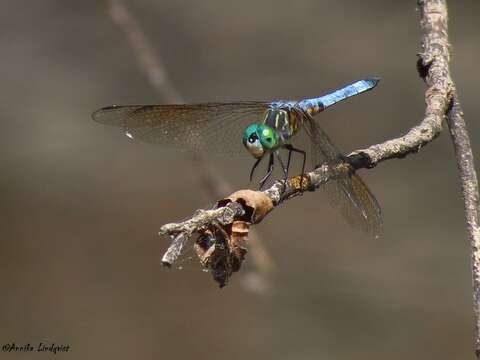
324,172,383,238
92,102,269,155
302,114,382,238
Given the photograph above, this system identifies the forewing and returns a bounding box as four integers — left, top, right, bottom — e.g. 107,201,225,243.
302,115,382,238
92,102,269,155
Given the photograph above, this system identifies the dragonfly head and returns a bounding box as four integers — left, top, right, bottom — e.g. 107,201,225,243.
243,124,278,159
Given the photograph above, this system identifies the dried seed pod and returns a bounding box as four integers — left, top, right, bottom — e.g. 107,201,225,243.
230,220,250,245
217,189,273,224
193,221,250,287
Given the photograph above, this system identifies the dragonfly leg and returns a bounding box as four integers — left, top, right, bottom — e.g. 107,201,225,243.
275,151,289,183
259,153,274,190
286,146,292,176
283,144,306,190
249,157,263,182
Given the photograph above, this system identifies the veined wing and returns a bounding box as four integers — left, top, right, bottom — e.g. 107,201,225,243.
92,102,269,154
325,171,383,238
302,114,382,238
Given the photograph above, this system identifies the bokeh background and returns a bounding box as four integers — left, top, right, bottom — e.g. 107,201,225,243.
1,0,479,359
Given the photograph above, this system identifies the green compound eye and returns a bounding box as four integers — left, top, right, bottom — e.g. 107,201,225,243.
257,125,278,150
242,123,278,158
243,124,259,146
243,124,265,159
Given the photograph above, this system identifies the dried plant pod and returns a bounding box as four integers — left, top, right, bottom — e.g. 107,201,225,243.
217,189,274,224
229,220,249,272
231,220,250,244
194,230,216,265
193,225,248,287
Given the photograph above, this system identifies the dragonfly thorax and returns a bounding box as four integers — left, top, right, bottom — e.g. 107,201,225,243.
264,107,300,141
242,123,279,159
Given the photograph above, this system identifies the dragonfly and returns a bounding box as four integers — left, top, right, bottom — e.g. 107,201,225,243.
93,78,382,237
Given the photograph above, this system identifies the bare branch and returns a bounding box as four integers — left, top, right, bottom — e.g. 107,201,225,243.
160,164,338,239
446,95,480,357
109,0,182,103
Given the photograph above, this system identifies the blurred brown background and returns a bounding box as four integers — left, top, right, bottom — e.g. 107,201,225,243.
1,0,479,359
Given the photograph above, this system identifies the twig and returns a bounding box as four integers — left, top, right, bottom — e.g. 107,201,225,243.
446,96,480,356
109,0,182,103
159,164,339,236
416,1,480,356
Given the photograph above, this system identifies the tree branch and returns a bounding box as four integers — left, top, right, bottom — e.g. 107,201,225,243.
446,95,480,357
109,0,182,103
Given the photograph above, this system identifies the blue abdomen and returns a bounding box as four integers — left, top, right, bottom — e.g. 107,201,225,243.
298,78,379,115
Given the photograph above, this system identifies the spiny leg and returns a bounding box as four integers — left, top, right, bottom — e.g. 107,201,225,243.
259,153,274,190
249,157,263,182
283,144,307,189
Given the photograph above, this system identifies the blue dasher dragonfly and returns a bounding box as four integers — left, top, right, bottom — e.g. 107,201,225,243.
93,78,382,237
